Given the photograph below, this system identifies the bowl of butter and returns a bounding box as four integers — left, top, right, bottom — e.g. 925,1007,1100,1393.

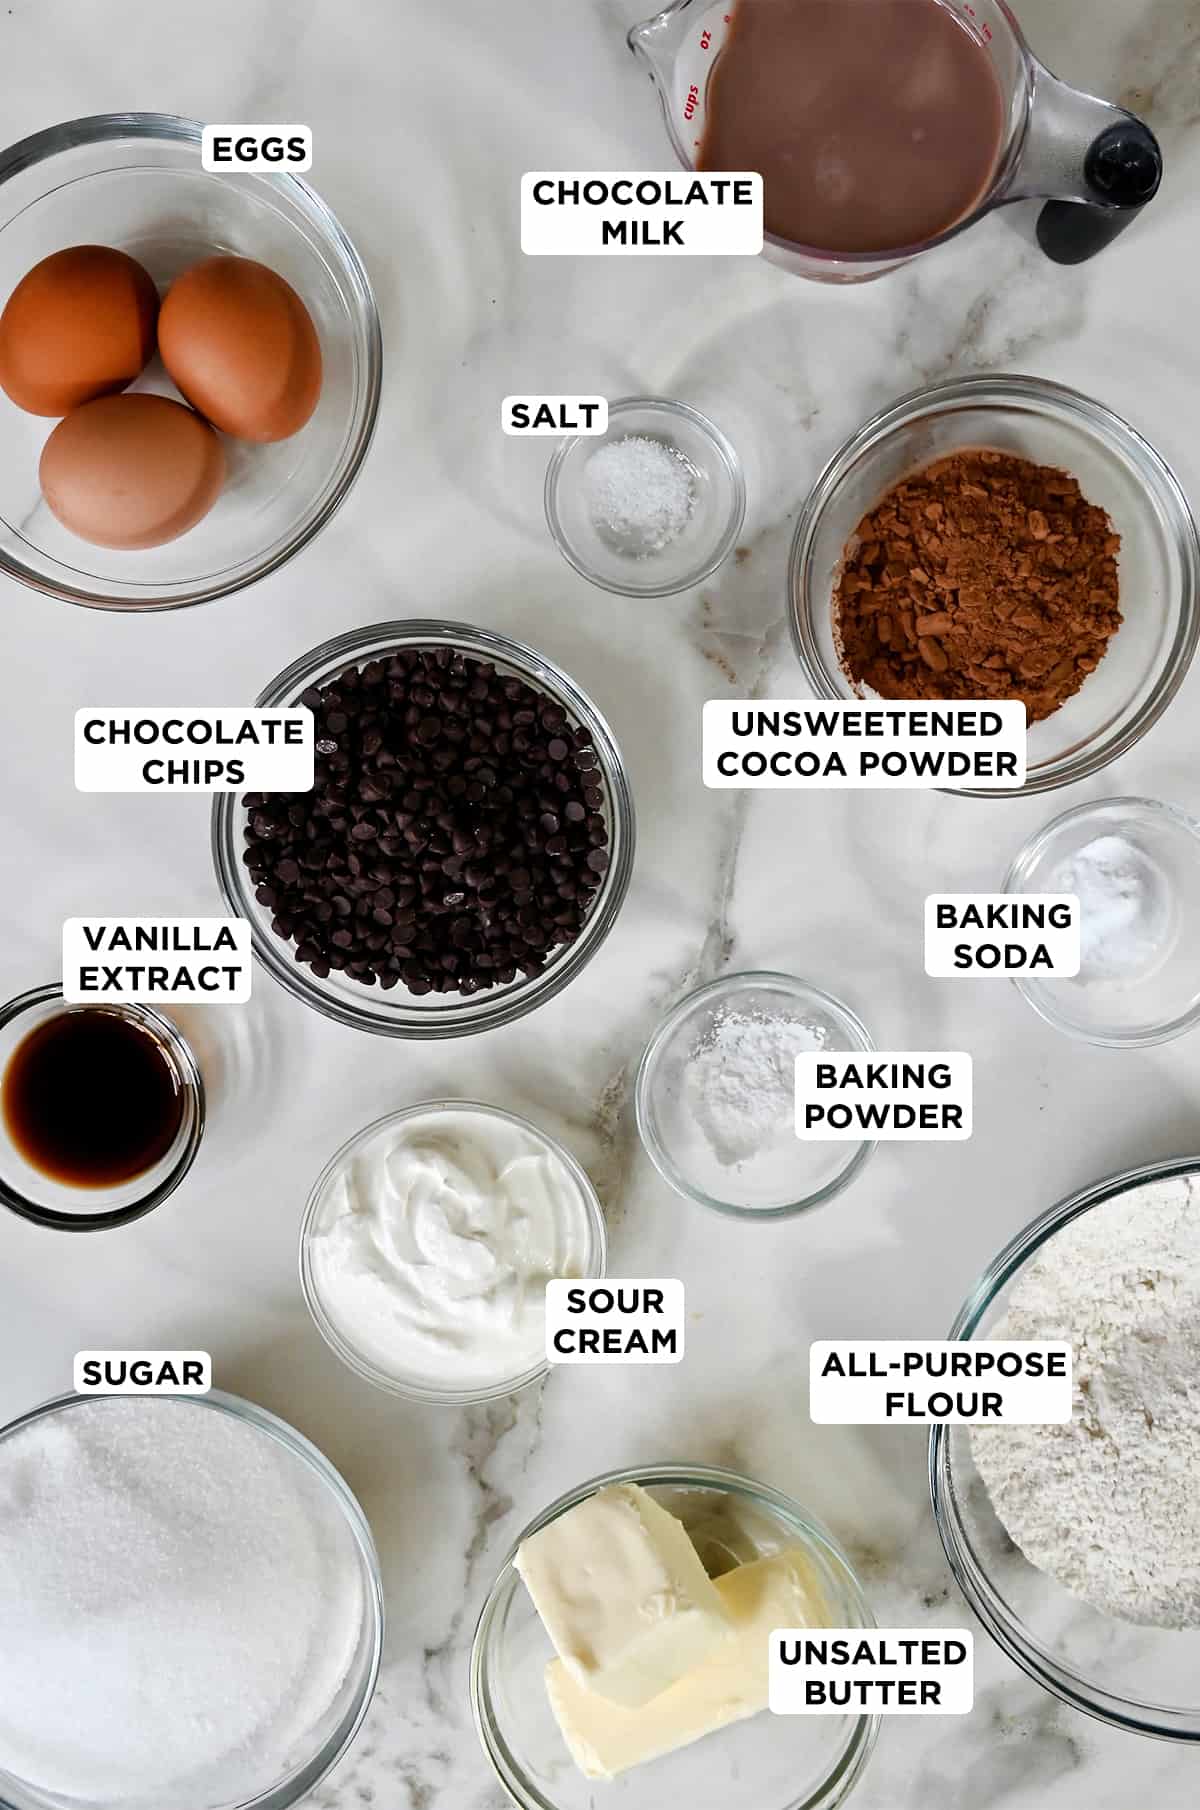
470,1465,878,1810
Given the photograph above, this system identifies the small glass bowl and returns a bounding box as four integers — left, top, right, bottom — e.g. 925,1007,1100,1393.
0,113,381,610
300,1100,608,1405
931,1156,1200,1741
1004,795,1200,1046
788,375,1200,796
0,1388,384,1810
471,1462,878,1810
0,984,204,1231
212,619,636,1037
545,397,745,597
635,972,875,1219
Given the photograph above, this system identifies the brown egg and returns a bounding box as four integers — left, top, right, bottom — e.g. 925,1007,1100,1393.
39,394,225,549
158,255,322,442
0,245,159,416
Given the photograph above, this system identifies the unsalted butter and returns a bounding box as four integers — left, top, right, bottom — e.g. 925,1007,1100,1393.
545,1547,827,1779
514,1483,730,1708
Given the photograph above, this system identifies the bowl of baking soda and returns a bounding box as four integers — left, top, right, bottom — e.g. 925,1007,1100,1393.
635,971,874,1218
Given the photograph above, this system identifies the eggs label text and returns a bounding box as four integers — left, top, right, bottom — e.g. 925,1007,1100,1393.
201,125,312,172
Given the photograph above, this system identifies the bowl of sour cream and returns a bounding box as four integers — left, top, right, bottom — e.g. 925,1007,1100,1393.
299,1101,608,1404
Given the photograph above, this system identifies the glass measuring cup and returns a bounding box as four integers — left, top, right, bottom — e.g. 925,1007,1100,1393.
628,0,1162,283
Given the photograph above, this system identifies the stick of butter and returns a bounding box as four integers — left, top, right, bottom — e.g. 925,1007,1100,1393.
514,1483,731,1708
545,1546,826,1779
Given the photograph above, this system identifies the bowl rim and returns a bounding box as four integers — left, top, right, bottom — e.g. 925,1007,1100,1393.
0,1386,385,1810
787,373,1200,798
0,111,382,611
298,1097,609,1404
0,982,206,1232
211,618,637,1037
544,395,746,597
930,1153,1200,1741
1003,793,1200,1047
470,1460,880,1810
634,970,876,1219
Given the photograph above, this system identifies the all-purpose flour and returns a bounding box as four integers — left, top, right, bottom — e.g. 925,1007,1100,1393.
971,1173,1200,1629
0,1396,366,1805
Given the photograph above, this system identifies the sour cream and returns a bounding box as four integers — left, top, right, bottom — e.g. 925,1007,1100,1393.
304,1104,602,1397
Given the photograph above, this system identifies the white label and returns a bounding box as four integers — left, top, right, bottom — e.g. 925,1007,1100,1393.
796,1052,972,1141
63,918,252,1004
74,1350,212,1394
201,124,312,172
521,172,763,255
924,893,1081,978
545,1279,685,1364
502,395,608,436
75,707,313,793
809,1341,1073,1424
770,1630,974,1715
703,700,1026,790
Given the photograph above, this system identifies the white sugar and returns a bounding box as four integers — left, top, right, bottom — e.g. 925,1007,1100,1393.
585,433,697,556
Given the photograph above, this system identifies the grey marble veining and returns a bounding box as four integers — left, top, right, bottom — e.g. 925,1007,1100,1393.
3,2,1200,1807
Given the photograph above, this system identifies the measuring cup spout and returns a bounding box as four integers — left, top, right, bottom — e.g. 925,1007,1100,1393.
1013,62,1162,264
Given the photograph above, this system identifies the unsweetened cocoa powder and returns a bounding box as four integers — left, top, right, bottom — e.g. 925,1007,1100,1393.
834,450,1121,722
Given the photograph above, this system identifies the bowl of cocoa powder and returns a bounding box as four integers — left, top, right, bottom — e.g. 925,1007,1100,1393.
789,375,1199,795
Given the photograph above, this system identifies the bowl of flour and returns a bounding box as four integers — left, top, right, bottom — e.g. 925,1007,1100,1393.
932,1158,1200,1739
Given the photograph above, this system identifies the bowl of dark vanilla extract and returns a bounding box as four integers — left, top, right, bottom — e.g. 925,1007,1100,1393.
0,984,204,1230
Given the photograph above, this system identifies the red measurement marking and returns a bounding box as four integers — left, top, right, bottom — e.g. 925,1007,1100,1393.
700,28,712,49
684,81,700,120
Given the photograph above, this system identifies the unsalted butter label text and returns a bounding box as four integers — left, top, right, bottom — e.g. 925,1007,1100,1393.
770,1630,974,1715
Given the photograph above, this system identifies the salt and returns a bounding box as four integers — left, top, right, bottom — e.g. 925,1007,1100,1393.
0,1397,366,1805
1049,832,1172,982
585,433,696,556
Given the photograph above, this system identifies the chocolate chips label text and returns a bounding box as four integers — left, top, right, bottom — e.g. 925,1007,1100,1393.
770,1630,974,1715
74,1351,212,1395
795,1052,972,1140
925,893,1081,978
809,1341,1073,1424
75,708,313,793
502,396,608,435
545,1280,685,1364
62,918,252,1004
201,125,312,171
521,173,763,255
703,701,1026,790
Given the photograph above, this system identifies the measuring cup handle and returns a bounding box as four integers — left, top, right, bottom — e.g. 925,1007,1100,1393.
1014,63,1162,265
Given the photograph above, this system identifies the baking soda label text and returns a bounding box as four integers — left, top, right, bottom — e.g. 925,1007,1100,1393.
521,173,763,255
201,125,312,171
809,1341,1073,1423
925,893,1081,977
796,1052,972,1140
63,918,252,1004
546,1280,685,1364
502,396,608,435
75,708,313,793
770,1630,974,1715
74,1351,212,1395
703,701,1026,789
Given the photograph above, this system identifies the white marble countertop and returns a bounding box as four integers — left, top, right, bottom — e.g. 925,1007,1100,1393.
4,1,1200,1806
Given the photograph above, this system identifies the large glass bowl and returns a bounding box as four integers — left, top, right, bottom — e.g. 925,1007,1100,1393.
472,1464,878,1810
930,1156,1200,1740
0,113,381,609
789,376,1199,796
0,1388,384,1810
213,620,635,1037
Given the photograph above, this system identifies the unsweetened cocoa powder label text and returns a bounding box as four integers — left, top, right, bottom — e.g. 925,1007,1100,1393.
703,701,1025,789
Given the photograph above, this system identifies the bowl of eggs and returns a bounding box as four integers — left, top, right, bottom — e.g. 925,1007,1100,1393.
0,113,381,610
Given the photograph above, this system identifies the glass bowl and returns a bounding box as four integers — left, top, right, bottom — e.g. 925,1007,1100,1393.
299,1099,608,1405
0,1387,384,1810
471,1463,878,1810
0,983,204,1231
545,397,745,597
635,972,875,1219
788,375,1199,796
930,1156,1200,1741
1004,795,1200,1046
0,113,381,610
213,619,635,1036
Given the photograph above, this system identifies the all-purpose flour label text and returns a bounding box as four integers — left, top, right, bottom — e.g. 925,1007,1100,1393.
809,1341,1073,1423
703,701,1026,789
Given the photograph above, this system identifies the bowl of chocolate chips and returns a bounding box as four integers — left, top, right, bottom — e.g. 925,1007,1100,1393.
212,621,635,1035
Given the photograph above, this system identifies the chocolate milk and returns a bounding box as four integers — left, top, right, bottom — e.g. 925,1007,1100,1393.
698,0,1005,254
